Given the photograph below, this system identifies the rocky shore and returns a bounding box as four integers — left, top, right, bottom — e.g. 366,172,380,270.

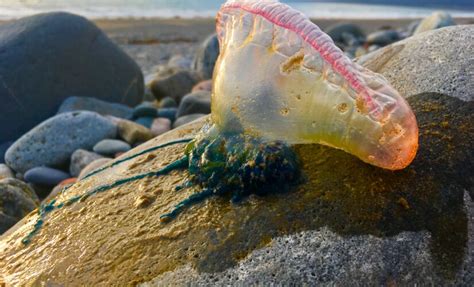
0,10,472,286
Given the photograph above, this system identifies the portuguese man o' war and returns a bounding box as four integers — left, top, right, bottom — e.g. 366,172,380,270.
21,0,419,244
213,0,418,170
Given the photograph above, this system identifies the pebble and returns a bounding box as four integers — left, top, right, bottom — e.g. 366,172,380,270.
0,178,39,233
173,114,207,129
0,12,143,143
151,118,172,136
69,149,104,177
176,91,211,118
57,96,133,119
325,23,365,48
193,34,220,80
24,167,71,187
366,30,400,46
93,139,131,156
0,164,14,180
157,108,178,122
5,111,117,174
191,80,213,93
159,97,178,108
150,70,200,102
135,117,155,129
133,102,158,118
117,119,154,144
414,11,455,35
78,158,113,180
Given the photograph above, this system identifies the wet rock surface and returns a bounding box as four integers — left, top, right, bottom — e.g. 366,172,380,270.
0,92,472,285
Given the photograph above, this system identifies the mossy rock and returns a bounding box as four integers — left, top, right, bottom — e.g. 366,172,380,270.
0,93,472,285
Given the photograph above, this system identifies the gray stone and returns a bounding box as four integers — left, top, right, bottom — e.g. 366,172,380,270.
176,91,211,118
150,118,172,136
116,119,154,145
325,23,365,48
168,55,192,71
366,30,401,46
24,167,70,187
5,111,117,173
157,108,178,122
93,139,131,156
0,12,143,143
69,149,104,177
414,11,455,35
135,117,155,129
150,70,200,102
159,97,178,108
357,25,473,101
57,97,133,119
133,102,158,118
0,178,39,234
78,158,112,180
172,113,206,129
193,34,220,80
191,80,212,93
0,164,14,180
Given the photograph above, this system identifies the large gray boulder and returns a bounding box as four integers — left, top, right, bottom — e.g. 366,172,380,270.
193,34,220,80
5,111,117,173
0,12,143,143
357,25,473,101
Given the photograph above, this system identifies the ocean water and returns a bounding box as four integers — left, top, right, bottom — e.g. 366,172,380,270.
0,0,473,20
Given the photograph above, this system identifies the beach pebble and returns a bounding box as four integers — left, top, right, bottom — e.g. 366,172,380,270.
357,25,473,102
177,91,211,118
414,11,455,35
150,70,200,102
69,149,104,177
151,118,172,136
193,34,220,80
0,178,39,233
0,12,143,143
192,80,213,93
173,114,206,129
93,139,131,156
78,158,113,180
0,164,14,180
168,54,192,71
366,30,400,46
117,119,154,144
135,117,155,128
157,108,178,122
133,102,158,118
325,23,365,48
57,97,133,119
24,167,70,187
5,111,117,174
159,97,178,108
0,142,12,164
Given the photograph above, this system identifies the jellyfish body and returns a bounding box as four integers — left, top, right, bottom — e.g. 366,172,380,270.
212,0,418,170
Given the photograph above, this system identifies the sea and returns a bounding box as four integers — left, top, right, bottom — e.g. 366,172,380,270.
0,0,473,20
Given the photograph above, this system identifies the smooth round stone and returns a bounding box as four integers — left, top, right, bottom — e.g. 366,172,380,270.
159,97,178,108
176,91,211,118
150,118,172,136
133,102,158,118
191,80,213,93
0,178,39,233
193,34,220,80
0,12,143,143
366,30,400,46
117,119,154,144
57,97,133,119
69,149,104,178
24,167,70,187
157,108,178,122
135,117,155,129
150,70,200,102
5,111,117,174
414,11,455,35
0,164,14,180
78,158,112,180
172,113,206,129
93,139,131,156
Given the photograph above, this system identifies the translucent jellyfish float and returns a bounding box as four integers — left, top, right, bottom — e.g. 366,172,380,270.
21,0,418,244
